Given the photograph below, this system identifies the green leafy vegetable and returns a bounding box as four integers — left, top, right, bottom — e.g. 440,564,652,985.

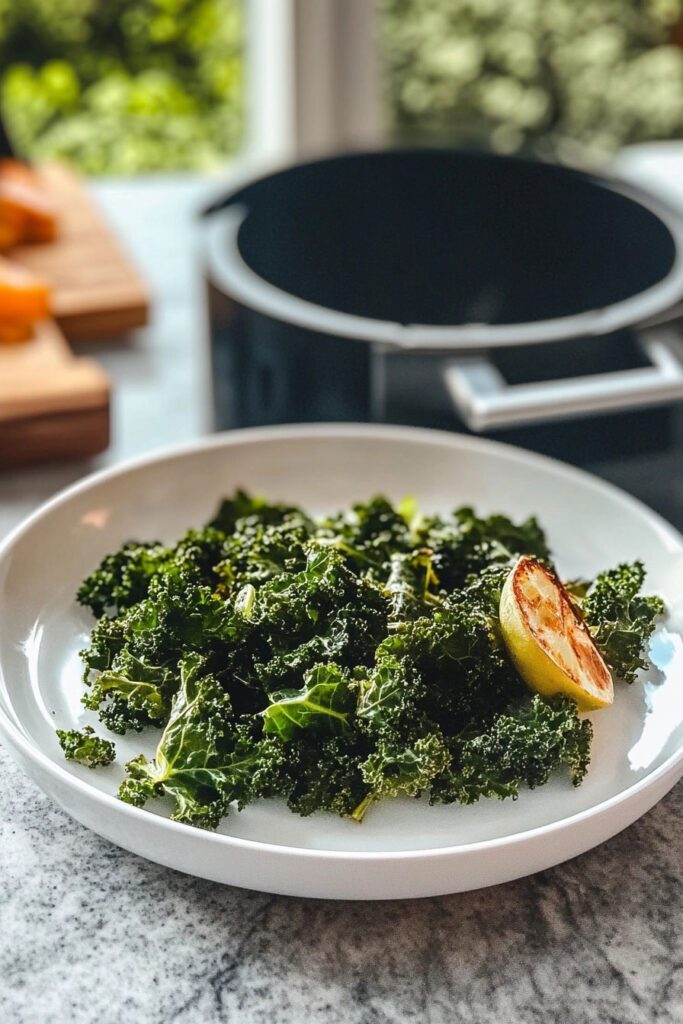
63,492,664,830
583,562,664,683
81,651,175,734
262,664,354,740
430,696,592,806
354,732,450,821
56,725,115,768
416,506,550,591
118,652,233,827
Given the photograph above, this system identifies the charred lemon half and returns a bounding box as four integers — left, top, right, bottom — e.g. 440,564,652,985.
500,556,613,711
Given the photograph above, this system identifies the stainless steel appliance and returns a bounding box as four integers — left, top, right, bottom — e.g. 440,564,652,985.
202,150,683,525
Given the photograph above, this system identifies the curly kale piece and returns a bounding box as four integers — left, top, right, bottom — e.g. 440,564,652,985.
417,506,550,590
284,733,370,818
254,594,387,693
383,548,442,623
216,511,313,591
354,732,450,821
262,663,354,740
430,696,592,806
119,653,282,828
249,545,388,691
355,653,432,752
372,574,523,735
582,562,664,684
57,725,116,768
77,529,229,618
81,571,244,679
77,540,167,617
354,563,522,753
208,490,301,533
82,653,175,734
317,495,412,575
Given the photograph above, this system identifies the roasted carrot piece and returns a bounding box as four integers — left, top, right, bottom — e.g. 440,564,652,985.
0,160,58,244
0,317,33,343
0,196,26,250
0,255,51,320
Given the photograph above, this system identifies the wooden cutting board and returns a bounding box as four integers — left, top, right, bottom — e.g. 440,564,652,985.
0,163,149,467
11,163,149,342
0,320,109,466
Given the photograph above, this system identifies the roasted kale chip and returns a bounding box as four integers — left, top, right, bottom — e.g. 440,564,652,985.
355,731,450,820
430,696,592,806
262,663,355,740
283,733,370,818
77,528,229,618
77,541,166,617
66,491,664,830
416,506,550,590
583,561,664,683
208,490,303,533
57,725,116,768
81,652,175,734
118,654,287,828
318,495,412,575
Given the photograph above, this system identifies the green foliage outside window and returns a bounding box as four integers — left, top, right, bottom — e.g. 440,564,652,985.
4,1,682,174
0,0,244,174
382,0,683,158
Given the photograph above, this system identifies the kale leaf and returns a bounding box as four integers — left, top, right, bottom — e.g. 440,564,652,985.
262,663,354,740
430,696,592,806
77,540,166,617
354,732,450,821
118,653,284,828
417,506,550,590
583,562,664,683
77,528,228,617
317,496,412,575
57,725,116,768
81,652,174,734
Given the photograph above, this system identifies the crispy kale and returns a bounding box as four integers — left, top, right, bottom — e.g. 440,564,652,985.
430,696,592,806
77,541,166,617
80,571,250,732
81,652,175,734
119,654,287,828
366,566,524,736
66,492,665,829
76,529,228,618
208,490,302,534
416,506,550,591
281,734,367,817
354,732,450,821
57,725,116,768
318,495,412,575
583,562,664,683
262,664,354,740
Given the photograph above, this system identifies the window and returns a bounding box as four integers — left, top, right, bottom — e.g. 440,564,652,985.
380,0,683,160
4,2,677,177
0,1,245,174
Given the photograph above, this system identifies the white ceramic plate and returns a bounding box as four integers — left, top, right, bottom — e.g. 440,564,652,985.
1,424,682,900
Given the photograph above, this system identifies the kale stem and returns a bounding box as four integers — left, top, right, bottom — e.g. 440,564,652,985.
350,793,375,823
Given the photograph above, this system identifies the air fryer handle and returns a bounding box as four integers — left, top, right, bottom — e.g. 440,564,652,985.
442,325,683,431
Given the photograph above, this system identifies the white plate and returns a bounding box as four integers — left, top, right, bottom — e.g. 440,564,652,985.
1,424,682,899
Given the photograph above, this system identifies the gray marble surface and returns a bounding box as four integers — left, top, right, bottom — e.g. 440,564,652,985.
1,176,682,1024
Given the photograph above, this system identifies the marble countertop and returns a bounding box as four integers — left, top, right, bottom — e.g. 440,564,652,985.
1,175,682,1024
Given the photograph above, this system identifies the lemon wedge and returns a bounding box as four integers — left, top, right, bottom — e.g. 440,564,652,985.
500,556,613,711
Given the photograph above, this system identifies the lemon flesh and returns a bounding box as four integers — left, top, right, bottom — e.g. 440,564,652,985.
500,556,613,711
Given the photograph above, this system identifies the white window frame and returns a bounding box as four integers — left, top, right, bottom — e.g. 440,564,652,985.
245,0,384,170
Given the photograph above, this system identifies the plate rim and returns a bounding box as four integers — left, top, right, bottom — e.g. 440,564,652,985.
1,421,682,864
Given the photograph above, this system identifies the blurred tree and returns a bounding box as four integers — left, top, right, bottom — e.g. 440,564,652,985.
381,0,683,159
0,0,243,174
